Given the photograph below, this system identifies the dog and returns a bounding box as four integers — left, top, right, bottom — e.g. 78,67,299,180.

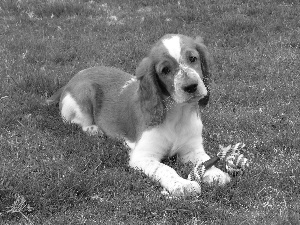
47,34,230,196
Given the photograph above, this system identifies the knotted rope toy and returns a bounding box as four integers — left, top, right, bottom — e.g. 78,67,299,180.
161,143,249,197
188,143,249,184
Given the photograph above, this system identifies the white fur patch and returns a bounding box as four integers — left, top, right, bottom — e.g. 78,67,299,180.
61,93,92,128
128,105,209,196
83,125,100,136
131,105,205,161
125,140,136,150
120,77,137,93
162,36,181,62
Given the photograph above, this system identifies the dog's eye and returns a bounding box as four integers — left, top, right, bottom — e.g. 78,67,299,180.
189,56,197,63
161,66,171,75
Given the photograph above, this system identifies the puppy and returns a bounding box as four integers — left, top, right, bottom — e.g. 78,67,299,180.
47,34,230,196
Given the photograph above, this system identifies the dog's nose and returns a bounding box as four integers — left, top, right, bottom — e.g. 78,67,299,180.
183,83,198,93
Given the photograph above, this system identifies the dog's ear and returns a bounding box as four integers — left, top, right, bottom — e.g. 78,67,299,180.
194,36,213,107
136,57,165,127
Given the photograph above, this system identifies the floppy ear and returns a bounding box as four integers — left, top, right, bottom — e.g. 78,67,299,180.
194,36,213,107
136,57,165,127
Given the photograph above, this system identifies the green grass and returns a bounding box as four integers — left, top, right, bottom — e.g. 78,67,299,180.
1,0,300,224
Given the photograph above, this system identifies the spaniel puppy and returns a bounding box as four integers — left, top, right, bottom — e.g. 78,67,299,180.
47,34,230,196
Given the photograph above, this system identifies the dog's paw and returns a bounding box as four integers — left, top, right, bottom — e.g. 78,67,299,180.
168,179,201,197
83,125,101,136
202,167,231,186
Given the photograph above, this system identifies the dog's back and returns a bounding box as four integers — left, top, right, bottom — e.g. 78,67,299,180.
47,66,139,138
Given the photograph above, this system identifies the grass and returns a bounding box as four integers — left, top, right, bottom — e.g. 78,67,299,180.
0,0,300,224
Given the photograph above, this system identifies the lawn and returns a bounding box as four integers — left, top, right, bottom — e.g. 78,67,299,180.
0,0,300,224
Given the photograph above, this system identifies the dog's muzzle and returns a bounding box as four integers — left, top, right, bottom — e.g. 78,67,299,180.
182,83,198,94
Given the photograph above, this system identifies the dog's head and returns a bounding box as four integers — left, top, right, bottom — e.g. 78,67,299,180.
136,34,212,126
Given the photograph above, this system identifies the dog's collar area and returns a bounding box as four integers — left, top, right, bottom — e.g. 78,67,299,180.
163,96,175,111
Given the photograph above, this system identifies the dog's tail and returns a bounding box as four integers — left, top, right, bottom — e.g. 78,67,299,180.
46,87,64,105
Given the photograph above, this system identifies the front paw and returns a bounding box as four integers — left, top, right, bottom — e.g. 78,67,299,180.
202,166,230,186
82,125,101,136
168,179,201,197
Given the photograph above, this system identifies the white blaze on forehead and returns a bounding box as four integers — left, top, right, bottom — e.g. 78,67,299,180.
162,36,181,62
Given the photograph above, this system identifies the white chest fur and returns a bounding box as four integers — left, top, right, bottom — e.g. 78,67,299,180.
162,103,203,154
127,103,203,159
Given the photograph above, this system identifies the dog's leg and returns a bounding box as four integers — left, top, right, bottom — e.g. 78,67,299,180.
61,93,102,136
179,141,231,186
130,157,200,196
82,125,100,136
129,132,201,196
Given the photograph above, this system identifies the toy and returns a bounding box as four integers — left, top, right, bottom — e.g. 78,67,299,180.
188,143,249,183
161,143,249,197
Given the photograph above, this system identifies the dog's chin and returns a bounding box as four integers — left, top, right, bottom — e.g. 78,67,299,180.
171,93,205,105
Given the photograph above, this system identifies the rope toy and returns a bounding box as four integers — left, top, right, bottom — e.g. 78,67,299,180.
161,143,249,197
188,143,249,184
